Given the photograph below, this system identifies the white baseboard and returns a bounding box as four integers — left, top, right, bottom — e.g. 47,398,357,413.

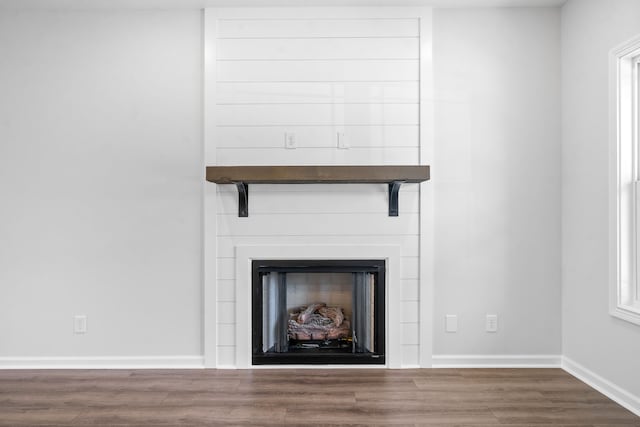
0,356,204,369
562,356,640,417
432,354,562,368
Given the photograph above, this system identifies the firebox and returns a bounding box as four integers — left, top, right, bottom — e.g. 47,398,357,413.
252,259,385,365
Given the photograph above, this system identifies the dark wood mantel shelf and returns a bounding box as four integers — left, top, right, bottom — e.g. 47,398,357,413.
206,165,430,217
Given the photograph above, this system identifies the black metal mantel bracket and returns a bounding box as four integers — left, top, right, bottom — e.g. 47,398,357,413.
388,181,405,217
235,182,249,217
232,181,407,218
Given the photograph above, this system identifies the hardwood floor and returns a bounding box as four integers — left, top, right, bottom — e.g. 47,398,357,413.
0,368,638,426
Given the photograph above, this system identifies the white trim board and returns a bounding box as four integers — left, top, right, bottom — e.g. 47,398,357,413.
235,244,402,369
203,7,219,368
431,354,562,368
608,34,640,327
208,7,434,19
562,356,640,417
417,6,434,369
0,356,205,370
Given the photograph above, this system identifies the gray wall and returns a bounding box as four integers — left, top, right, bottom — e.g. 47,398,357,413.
0,10,203,358
0,6,563,363
433,7,562,356
561,0,640,398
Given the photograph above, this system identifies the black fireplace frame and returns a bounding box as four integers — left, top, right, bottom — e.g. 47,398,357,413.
251,259,386,365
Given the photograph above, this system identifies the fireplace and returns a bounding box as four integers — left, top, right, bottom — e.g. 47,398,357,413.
252,259,385,365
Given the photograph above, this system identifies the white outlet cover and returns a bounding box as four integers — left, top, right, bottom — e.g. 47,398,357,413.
445,314,458,332
74,315,87,334
486,314,498,332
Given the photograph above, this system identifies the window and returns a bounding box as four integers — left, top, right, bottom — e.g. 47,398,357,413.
610,35,640,325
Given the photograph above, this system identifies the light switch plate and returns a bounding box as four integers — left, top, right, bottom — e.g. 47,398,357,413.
337,132,349,149
284,132,297,149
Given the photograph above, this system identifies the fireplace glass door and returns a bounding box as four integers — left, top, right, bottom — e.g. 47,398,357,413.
252,260,385,365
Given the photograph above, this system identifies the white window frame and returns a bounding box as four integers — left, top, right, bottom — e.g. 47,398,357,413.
610,35,640,325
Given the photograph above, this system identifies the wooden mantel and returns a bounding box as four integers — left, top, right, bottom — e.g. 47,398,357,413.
206,165,429,184
205,165,430,217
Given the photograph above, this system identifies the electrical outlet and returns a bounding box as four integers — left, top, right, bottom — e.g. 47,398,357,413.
337,132,349,149
73,315,87,334
486,314,498,332
445,314,458,332
284,132,297,149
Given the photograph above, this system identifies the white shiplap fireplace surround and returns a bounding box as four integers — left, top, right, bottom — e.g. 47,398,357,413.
203,7,434,368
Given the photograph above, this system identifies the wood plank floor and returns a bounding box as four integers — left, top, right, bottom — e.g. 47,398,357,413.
0,368,638,426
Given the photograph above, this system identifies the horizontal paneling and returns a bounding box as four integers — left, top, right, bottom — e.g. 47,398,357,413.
217,256,419,281
216,82,419,104
215,183,419,193
402,323,419,345
218,324,235,346
216,147,420,165
402,279,419,301
402,344,419,366
216,235,420,258
217,189,420,214
218,38,419,60
210,13,424,364
217,260,235,280
217,60,418,82
218,301,235,323
402,301,419,323
217,213,419,237
401,257,419,280
217,19,419,39
215,125,419,149
216,183,420,194
216,346,235,366
216,104,418,127
217,279,235,301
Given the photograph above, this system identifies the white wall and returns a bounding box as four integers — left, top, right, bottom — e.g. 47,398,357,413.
433,8,562,357
0,5,564,367
0,10,203,360
562,0,640,399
